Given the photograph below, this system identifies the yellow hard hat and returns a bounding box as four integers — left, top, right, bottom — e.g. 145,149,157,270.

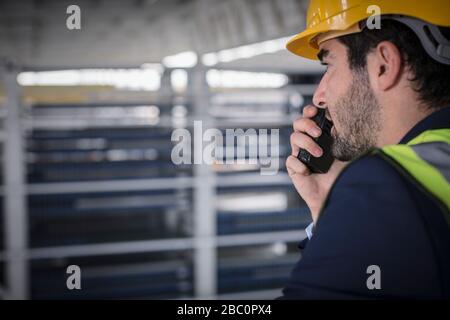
287,0,450,61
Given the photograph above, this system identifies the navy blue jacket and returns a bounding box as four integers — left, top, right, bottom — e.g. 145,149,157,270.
279,107,450,299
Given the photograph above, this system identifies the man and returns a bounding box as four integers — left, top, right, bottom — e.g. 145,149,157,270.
281,0,450,299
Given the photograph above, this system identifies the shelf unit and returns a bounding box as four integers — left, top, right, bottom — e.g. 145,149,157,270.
0,64,320,300
1,64,28,300
0,78,5,299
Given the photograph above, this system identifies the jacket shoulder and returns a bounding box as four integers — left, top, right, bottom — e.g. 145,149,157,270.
336,152,407,186
282,153,447,299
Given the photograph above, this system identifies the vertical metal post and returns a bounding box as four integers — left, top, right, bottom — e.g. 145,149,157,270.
2,62,28,299
158,68,173,102
190,65,217,298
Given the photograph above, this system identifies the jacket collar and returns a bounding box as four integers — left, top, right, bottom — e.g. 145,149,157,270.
400,107,450,144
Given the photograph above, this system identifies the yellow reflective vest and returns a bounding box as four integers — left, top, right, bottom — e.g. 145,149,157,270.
376,128,450,226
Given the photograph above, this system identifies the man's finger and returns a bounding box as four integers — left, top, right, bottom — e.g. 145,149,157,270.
286,155,311,177
293,117,322,137
302,105,318,118
290,131,323,157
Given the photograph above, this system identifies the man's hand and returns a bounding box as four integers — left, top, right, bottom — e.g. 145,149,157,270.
286,105,348,224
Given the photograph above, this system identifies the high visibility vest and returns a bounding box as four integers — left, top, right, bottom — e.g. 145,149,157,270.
376,128,450,227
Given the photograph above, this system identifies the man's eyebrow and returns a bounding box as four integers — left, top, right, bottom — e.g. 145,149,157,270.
317,49,329,62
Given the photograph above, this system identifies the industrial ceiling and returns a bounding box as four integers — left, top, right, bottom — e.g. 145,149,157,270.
0,0,318,71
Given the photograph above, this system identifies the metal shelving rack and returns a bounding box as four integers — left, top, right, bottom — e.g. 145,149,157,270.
0,71,5,299
1,63,28,299
0,63,313,300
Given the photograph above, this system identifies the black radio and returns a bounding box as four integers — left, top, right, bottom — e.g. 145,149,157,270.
297,108,334,174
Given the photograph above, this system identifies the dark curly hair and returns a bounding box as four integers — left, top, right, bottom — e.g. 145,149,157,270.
338,20,450,110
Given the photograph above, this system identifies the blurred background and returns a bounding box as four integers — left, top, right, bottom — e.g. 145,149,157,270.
0,0,324,299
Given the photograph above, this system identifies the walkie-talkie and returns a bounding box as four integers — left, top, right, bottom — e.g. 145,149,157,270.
297,108,334,174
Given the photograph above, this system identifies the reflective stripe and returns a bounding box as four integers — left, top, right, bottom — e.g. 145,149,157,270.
407,128,450,145
381,144,450,212
379,129,450,225
411,142,450,183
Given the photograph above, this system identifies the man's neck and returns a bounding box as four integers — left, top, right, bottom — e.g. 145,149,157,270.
377,101,434,147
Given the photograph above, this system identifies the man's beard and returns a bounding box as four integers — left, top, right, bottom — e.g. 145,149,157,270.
331,70,382,161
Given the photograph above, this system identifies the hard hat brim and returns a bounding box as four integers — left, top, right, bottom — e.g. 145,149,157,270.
286,0,450,60
286,4,369,60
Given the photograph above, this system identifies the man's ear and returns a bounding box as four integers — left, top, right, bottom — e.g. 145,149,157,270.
368,41,403,91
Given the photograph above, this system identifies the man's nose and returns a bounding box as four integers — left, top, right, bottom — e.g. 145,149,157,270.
312,76,327,107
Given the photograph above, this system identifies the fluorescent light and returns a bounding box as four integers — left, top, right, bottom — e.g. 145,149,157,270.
217,192,288,212
202,35,294,66
206,69,288,89
171,69,188,92
162,51,198,68
140,63,164,73
202,53,219,66
172,105,188,117
17,69,161,91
